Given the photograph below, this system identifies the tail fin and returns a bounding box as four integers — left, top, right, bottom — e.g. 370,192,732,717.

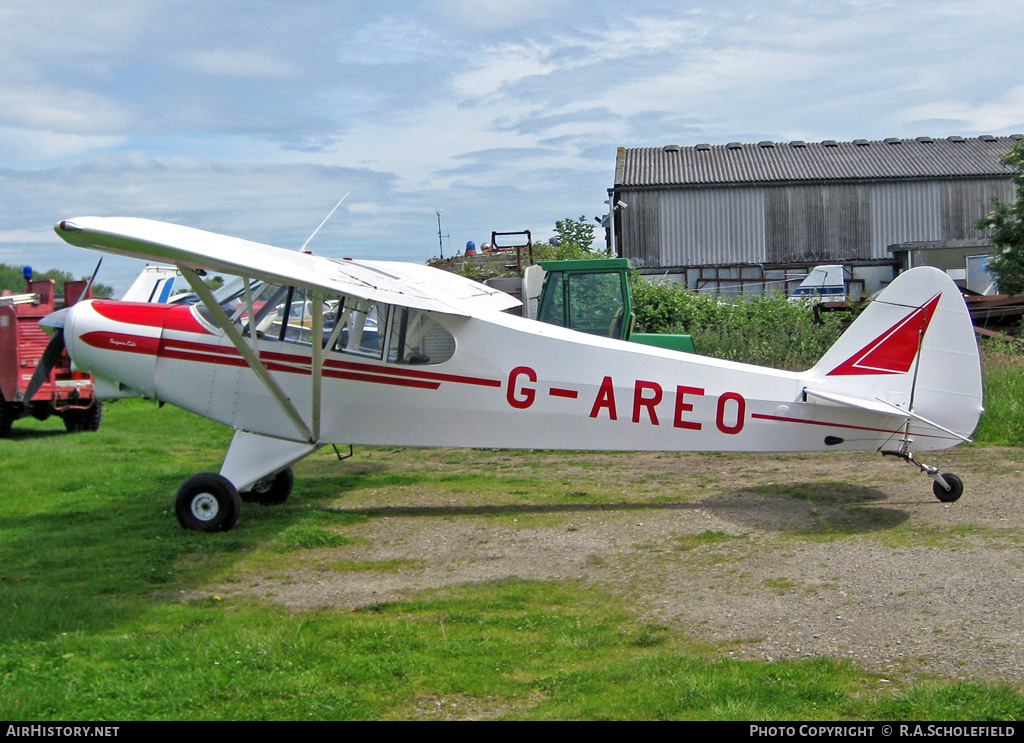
806,267,983,447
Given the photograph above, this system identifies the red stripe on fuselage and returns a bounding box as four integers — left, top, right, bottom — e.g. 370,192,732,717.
321,368,440,389
321,357,500,388
160,338,500,387
751,412,954,440
156,347,440,389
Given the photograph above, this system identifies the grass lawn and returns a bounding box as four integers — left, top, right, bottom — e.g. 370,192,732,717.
0,399,1021,720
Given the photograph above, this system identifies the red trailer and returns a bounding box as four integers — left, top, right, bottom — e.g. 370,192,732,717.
0,277,101,436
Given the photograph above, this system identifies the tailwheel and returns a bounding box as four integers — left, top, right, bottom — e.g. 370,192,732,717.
882,450,965,504
240,467,294,505
932,473,964,503
175,473,242,532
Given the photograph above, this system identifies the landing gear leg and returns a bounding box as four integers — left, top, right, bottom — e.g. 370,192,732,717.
883,450,964,503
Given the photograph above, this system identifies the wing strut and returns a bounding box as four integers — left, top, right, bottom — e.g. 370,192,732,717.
180,268,314,443
310,290,323,441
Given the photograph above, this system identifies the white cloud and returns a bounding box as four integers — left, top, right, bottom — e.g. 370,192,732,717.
437,0,582,32
0,227,55,244
0,126,126,167
0,87,133,135
334,15,444,64
451,42,555,99
898,85,1024,135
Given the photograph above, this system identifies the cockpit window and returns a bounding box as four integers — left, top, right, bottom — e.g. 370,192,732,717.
268,287,334,346
331,299,388,359
195,279,288,336
386,308,455,365
196,281,334,347
193,281,455,364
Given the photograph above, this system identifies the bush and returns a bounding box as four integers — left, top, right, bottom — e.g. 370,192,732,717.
631,277,1023,441
631,277,851,371
974,339,1024,445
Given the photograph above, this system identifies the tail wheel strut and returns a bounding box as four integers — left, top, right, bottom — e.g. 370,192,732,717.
882,450,964,503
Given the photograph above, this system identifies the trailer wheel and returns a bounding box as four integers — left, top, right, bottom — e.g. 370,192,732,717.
63,402,103,433
0,403,13,438
175,473,241,532
240,467,294,505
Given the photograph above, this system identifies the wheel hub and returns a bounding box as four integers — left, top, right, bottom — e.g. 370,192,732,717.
190,493,219,521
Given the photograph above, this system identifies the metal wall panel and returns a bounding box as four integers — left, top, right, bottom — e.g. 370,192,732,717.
868,179,1013,259
619,177,1014,268
621,187,765,267
765,184,872,262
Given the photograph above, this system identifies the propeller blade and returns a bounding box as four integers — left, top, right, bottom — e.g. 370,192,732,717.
21,258,103,403
19,328,66,403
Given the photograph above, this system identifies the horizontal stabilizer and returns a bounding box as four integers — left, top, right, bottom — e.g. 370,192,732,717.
804,387,972,443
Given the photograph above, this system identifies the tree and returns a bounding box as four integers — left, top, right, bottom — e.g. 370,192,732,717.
978,139,1024,293
554,215,596,252
533,215,608,262
0,262,113,298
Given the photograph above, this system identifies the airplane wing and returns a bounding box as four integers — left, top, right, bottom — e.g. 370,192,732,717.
55,216,520,316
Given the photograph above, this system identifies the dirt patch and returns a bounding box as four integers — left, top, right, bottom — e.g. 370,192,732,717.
225,446,1024,686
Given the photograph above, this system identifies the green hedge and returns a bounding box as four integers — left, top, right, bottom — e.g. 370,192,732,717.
631,277,853,371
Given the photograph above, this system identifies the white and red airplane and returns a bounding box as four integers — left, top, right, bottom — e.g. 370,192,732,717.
49,217,983,532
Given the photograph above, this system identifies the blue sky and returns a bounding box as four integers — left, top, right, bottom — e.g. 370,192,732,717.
2,0,1022,292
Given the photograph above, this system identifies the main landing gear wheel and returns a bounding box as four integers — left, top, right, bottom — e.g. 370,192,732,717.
240,467,294,505
933,473,964,503
175,473,242,532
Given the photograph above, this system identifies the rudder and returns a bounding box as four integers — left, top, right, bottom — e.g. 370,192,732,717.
806,267,983,448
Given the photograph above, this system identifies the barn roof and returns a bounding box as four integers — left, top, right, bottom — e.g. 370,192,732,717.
615,135,1023,188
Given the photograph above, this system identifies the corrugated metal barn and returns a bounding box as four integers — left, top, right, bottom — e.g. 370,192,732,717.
610,135,1021,296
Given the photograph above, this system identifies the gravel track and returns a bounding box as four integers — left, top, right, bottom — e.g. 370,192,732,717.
226,445,1024,686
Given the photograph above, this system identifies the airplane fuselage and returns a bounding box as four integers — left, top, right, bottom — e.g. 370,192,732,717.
63,297,961,455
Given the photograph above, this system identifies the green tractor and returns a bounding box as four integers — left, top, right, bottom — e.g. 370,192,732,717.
529,258,694,353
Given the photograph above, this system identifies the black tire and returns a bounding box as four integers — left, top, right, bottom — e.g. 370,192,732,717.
240,467,294,505
0,403,14,438
933,473,964,503
63,401,103,433
175,473,242,532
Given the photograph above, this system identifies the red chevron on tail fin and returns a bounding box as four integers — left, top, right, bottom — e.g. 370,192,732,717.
826,294,940,376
